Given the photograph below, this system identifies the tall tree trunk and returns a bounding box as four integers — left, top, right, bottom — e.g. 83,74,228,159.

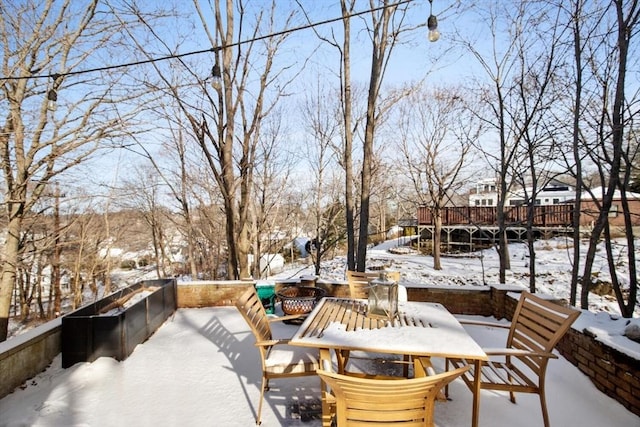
0,208,23,342
51,184,62,318
341,0,357,272
580,0,634,308
569,0,584,307
433,210,442,270
617,186,638,317
357,2,392,271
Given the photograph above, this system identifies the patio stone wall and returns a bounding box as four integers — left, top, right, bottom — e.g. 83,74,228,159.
177,280,256,307
556,328,640,417
0,319,61,399
407,287,493,316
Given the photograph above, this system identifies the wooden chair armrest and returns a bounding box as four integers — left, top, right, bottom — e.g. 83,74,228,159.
458,319,511,329
255,338,290,347
268,314,307,323
484,348,558,359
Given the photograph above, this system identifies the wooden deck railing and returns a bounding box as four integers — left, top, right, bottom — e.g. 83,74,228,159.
417,204,574,227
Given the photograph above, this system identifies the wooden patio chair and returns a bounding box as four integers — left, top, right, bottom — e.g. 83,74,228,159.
235,285,320,425
446,291,580,427
317,365,471,426
346,270,401,299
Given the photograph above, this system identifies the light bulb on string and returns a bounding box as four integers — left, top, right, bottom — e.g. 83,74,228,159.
47,88,57,111
47,73,60,111
211,63,222,90
427,0,439,42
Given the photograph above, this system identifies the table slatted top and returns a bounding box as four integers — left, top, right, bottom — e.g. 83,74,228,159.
299,298,434,338
290,297,487,360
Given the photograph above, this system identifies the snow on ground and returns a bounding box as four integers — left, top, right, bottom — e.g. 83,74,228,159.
0,306,638,427
273,236,635,316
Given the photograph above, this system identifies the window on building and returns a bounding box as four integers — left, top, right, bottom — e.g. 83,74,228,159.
608,205,619,217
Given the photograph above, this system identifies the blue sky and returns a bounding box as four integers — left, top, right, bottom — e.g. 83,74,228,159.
72,1,496,196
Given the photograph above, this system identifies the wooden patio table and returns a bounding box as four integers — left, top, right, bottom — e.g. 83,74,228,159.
289,297,488,427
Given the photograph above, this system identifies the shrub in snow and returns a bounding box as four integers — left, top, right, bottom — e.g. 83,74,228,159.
624,322,640,343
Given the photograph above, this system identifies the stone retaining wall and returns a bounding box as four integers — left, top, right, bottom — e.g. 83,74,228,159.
0,319,61,399
407,286,494,316
556,327,640,416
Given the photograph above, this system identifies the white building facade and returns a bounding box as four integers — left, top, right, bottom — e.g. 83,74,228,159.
468,179,574,207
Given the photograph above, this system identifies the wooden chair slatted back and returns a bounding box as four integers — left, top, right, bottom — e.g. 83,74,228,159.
507,292,580,372
346,271,372,299
318,366,470,427
346,270,401,299
235,286,273,344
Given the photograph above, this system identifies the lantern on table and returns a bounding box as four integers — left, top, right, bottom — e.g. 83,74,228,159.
367,272,398,321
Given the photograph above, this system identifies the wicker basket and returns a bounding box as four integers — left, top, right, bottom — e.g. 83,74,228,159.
277,286,326,315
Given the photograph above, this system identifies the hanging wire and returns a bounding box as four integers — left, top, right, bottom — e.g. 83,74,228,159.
0,0,417,83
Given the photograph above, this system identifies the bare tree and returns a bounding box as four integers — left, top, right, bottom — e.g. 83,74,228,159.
356,0,419,271
510,1,568,293
251,111,294,278
457,1,563,284
0,0,149,341
553,0,593,306
14,182,69,320
577,0,639,315
190,174,227,279
66,202,104,309
397,86,477,269
301,75,344,275
124,0,302,279
298,0,424,271
126,100,205,279
340,0,359,272
121,167,171,279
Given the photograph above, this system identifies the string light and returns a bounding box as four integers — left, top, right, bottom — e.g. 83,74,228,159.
210,63,222,90
47,87,57,110
47,74,60,111
427,0,440,42
0,0,424,84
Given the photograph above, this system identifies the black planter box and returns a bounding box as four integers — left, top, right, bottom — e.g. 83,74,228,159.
61,279,177,368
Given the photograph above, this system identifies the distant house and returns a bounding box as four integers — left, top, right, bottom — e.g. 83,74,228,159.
468,178,575,207
578,187,640,227
468,178,498,207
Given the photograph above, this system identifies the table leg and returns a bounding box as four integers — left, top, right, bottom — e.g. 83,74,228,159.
335,349,349,374
413,356,428,378
472,359,481,427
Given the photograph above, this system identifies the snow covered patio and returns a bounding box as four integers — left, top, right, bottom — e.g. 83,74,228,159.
0,306,637,427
